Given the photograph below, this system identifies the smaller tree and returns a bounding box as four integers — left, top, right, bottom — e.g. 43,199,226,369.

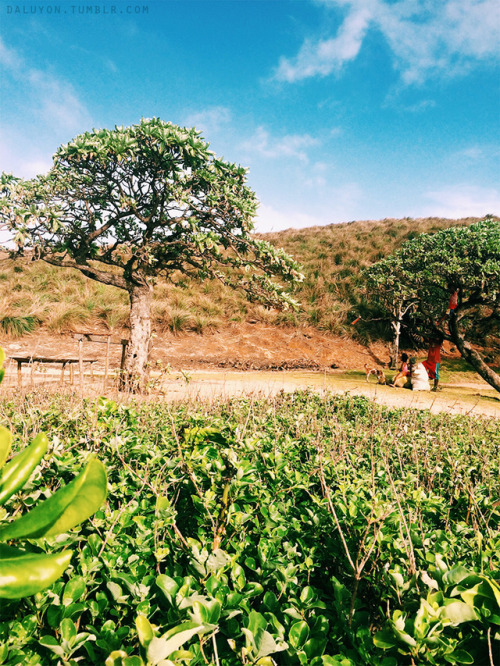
364,218,500,392
363,263,418,368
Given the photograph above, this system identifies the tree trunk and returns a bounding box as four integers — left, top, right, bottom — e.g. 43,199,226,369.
121,283,153,392
450,315,500,393
390,319,401,370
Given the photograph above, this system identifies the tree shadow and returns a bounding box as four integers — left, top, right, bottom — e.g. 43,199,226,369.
367,346,389,367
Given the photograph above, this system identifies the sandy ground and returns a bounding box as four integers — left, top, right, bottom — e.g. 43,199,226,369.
1,326,498,419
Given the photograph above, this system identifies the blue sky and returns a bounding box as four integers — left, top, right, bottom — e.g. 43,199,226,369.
1,0,499,232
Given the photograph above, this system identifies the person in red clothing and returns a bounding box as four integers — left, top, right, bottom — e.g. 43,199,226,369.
423,335,444,391
447,289,458,321
438,287,459,326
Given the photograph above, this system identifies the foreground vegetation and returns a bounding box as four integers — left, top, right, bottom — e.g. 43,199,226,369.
0,216,487,341
0,392,498,664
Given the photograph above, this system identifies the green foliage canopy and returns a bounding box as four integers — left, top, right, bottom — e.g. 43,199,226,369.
0,118,302,308
365,217,499,319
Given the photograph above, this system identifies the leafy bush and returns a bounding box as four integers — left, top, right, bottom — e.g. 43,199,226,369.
0,391,497,663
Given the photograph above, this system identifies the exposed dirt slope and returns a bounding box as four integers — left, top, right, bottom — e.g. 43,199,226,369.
0,323,461,372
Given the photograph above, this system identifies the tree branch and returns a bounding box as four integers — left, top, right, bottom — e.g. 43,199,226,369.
42,255,129,290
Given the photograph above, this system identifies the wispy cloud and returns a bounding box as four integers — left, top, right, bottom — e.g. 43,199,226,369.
0,126,52,178
183,106,232,136
0,37,21,70
0,36,91,132
274,0,500,85
255,202,331,232
422,184,500,217
275,4,372,82
241,127,319,162
27,69,92,131
454,145,500,163
255,181,363,232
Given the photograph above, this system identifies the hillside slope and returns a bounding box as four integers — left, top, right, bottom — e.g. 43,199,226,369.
0,216,492,341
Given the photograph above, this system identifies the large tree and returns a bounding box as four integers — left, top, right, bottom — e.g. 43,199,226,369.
0,118,303,389
364,218,500,392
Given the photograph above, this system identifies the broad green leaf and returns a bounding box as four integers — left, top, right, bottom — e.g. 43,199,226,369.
443,566,470,585
156,574,180,603
0,426,12,467
206,548,231,572
445,650,475,664
303,636,328,659
0,458,107,539
460,578,500,609
300,586,316,604
105,651,144,666
0,433,48,507
256,630,287,659
0,550,72,599
248,610,267,634
62,576,86,606
147,623,203,664
0,426,12,468
39,635,65,658
441,601,479,624
373,631,398,650
190,598,221,625
263,590,280,613
289,621,310,649
136,614,154,647
421,571,439,590
60,618,77,643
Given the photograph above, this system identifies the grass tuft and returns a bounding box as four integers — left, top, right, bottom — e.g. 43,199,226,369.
0,315,40,337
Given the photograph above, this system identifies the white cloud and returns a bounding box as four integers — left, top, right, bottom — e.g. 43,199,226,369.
274,0,500,85
275,3,372,81
241,127,319,162
0,127,53,178
1,37,91,133
27,69,92,131
183,106,232,136
254,203,331,233
0,37,21,70
454,145,500,163
421,184,500,217
254,182,363,232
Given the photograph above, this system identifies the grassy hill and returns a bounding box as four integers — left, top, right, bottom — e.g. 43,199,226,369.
0,216,489,340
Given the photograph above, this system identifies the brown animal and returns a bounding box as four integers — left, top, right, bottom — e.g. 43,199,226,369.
364,363,386,385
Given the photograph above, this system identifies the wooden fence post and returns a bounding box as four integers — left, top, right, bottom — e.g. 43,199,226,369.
78,338,84,392
103,336,111,391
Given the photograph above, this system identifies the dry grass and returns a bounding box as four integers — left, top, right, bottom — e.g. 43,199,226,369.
0,216,492,340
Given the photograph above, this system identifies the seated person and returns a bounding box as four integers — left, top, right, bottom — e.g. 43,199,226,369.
409,357,431,391
391,352,410,388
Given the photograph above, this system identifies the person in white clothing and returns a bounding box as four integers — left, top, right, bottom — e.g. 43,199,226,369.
409,357,431,391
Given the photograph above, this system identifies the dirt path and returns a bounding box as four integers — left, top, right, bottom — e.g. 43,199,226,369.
139,370,500,419
1,328,498,418
2,365,498,419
